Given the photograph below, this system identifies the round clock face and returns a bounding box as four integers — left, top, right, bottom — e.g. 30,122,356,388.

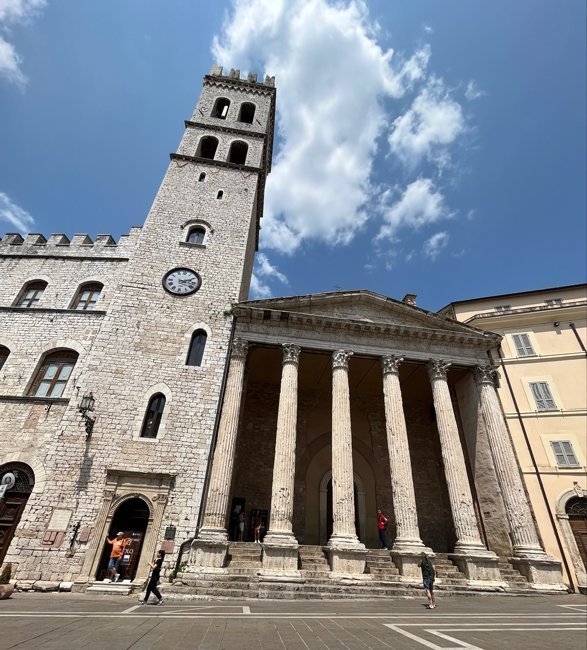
162,268,201,296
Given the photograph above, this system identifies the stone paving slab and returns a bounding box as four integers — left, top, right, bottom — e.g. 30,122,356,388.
0,593,584,649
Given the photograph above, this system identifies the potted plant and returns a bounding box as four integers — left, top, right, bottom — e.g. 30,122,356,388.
0,563,14,600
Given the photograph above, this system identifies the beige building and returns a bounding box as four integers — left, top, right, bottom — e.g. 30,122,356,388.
440,285,587,593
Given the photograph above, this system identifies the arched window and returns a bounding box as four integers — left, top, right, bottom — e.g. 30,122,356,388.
15,280,47,308
198,172,206,182
217,190,224,200
140,393,166,438
71,282,103,310
238,102,256,124
186,329,207,367
28,350,78,398
186,226,206,245
197,136,219,160
0,345,9,371
228,141,248,165
212,97,230,119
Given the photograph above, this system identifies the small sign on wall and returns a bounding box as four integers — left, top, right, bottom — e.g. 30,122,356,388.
47,508,72,531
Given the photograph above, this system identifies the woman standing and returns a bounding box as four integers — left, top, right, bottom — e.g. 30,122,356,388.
139,549,165,605
377,509,388,550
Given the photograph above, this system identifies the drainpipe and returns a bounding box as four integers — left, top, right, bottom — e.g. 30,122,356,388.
568,322,587,355
173,314,238,577
496,347,575,592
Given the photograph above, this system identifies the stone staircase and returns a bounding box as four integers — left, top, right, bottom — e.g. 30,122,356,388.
365,549,401,582
498,558,533,591
433,552,469,590
163,544,558,601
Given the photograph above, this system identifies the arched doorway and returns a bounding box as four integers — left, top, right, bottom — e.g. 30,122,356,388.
0,463,35,564
567,497,587,570
95,497,149,582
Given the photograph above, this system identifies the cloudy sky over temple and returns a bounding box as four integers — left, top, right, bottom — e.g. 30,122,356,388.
0,0,585,308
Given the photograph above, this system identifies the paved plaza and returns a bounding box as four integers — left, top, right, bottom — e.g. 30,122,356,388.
0,593,585,649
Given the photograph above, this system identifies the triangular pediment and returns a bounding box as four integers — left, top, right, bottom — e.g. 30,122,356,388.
237,290,490,339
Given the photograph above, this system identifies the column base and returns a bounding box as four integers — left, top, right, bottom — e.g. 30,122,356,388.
448,552,507,588
261,532,300,574
326,536,367,575
190,529,229,570
390,548,433,580
510,555,567,591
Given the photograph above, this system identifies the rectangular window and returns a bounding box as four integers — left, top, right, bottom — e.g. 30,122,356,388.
550,441,580,467
530,381,557,411
512,333,535,357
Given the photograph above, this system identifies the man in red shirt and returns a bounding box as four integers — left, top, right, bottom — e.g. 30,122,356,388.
106,531,128,581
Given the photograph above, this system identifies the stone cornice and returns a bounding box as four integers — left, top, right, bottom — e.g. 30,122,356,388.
0,395,69,405
464,300,587,326
204,75,276,96
0,307,106,316
0,254,129,262
232,304,499,348
185,120,266,139
170,152,263,175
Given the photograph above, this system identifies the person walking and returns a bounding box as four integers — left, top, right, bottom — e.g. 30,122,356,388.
377,509,388,550
238,512,245,542
139,549,165,605
418,552,436,609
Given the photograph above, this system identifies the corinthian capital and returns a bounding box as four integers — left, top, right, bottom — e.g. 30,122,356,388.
475,364,499,387
231,338,249,360
332,349,353,370
282,343,301,366
381,354,404,376
427,359,451,381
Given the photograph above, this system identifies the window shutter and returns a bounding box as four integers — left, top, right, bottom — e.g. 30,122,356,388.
513,333,534,356
530,381,556,410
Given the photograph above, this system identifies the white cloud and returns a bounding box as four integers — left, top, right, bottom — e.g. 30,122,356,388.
212,0,435,255
376,178,452,241
423,231,449,260
388,78,465,169
465,80,485,101
0,0,47,86
249,252,289,298
0,191,35,232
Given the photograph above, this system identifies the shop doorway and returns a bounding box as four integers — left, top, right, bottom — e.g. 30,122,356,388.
0,463,35,565
95,497,149,581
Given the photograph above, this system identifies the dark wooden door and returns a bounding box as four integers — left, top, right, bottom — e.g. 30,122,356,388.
570,515,587,567
0,496,28,564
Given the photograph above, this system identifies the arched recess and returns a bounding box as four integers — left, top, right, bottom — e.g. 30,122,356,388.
319,469,366,546
94,494,153,581
302,440,377,548
0,462,35,564
556,487,587,592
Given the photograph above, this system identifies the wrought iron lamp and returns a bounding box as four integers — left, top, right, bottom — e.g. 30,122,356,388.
78,392,95,436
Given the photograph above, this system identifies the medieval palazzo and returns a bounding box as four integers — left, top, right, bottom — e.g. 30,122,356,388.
0,67,578,597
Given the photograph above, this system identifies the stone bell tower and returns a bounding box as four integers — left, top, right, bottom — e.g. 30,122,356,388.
55,67,276,587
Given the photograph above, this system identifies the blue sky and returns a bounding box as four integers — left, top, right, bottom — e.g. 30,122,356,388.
0,0,585,310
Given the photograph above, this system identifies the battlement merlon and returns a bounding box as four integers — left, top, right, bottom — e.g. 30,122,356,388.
206,65,275,88
0,227,142,258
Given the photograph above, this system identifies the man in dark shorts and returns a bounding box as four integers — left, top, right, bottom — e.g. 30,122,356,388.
106,531,128,581
418,552,436,609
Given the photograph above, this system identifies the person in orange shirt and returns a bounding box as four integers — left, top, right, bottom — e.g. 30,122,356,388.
106,531,128,581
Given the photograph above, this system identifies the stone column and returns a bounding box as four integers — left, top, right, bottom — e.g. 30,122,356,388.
428,360,503,586
327,349,366,575
192,338,248,569
381,355,430,578
428,360,488,554
476,365,565,589
262,343,301,574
